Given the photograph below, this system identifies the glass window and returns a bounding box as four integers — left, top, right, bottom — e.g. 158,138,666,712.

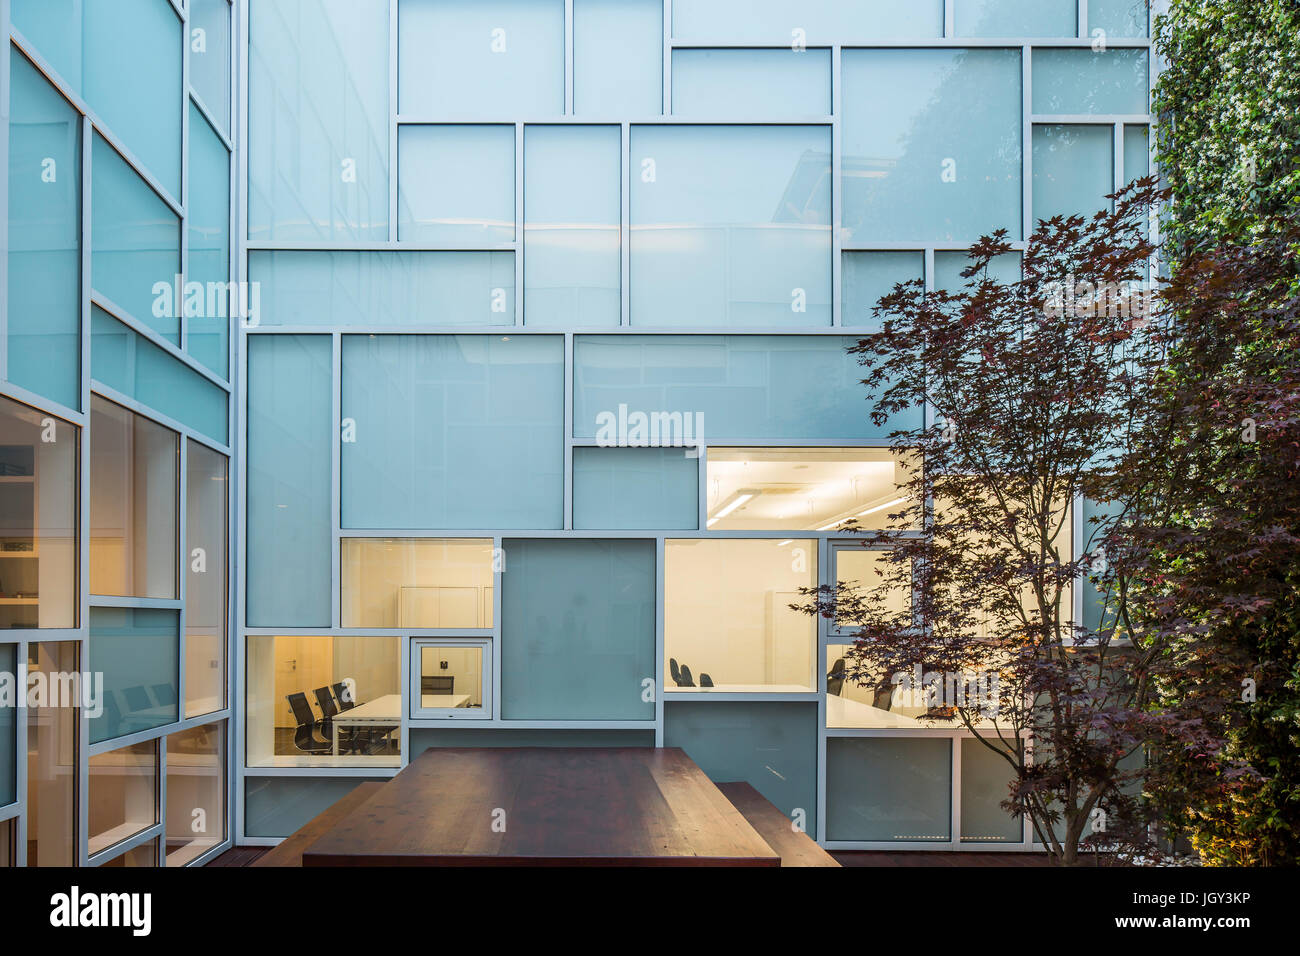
341,335,564,530
705,448,913,531
664,701,818,835
89,396,178,599
397,0,563,116
411,728,654,751
574,335,917,441
1090,0,1149,38
524,126,620,328
189,0,232,134
88,739,157,857
961,736,1023,843
91,134,181,342
954,0,1077,38
573,447,698,530
500,539,655,720
245,776,386,838
1032,48,1150,115
829,546,910,629
933,250,1022,293
165,722,226,866
0,645,14,805
842,49,1022,243
574,0,662,115
185,441,227,719
0,395,78,629
341,538,495,628
665,539,817,692
397,125,516,244
247,335,332,627
825,736,951,842
26,641,77,866
672,49,830,117
100,839,157,867
90,307,229,445
1033,124,1115,223
630,125,831,327
246,635,402,768
186,103,231,379
671,0,944,41
7,53,82,410
248,0,389,241
250,250,516,328
842,251,924,330
412,641,490,717
1124,124,1150,184
89,607,179,744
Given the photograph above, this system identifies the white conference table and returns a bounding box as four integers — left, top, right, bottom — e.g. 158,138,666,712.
331,693,470,754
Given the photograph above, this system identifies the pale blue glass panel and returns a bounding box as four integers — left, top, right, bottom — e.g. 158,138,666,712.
7,53,82,410
665,702,818,834
91,134,181,343
91,307,228,444
672,0,943,41
10,1,85,88
1033,124,1114,223
630,126,831,327
961,737,1023,843
411,729,654,754
826,736,951,841
89,607,179,744
245,776,386,837
398,0,563,116
250,250,516,327
1090,0,1149,38
341,336,563,529
186,103,231,378
0,645,14,805
574,0,662,115
398,125,515,244
574,335,916,440
1081,496,1116,635
1124,124,1150,183
933,250,1021,292
955,0,1077,37
672,49,830,117
842,49,1022,243
248,0,389,241
247,335,332,626
524,126,620,328
190,0,232,134
1032,49,1149,115
501,539,655,720
842,251,924,329
573,447,698,530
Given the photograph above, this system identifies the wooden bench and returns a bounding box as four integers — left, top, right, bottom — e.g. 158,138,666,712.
716,782,841,867
252,782,385,867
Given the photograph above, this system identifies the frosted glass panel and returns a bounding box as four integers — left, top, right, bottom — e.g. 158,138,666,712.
341,335,564,529
933,251,1021,292
573,448,698,530
7,53,82,410
672,49,830,116
501,539,655,720
398,0,563,116
1124,124,1150,183
89,607,179,744
1033,125,1114,223
524,126,620,328
1032,49,1149,115
186,104,231,378
251,250,515,328
1090,0,1149,38
248,0,389,241
672,0,943,41
185,442,227,719
90,307,229,444
842,49,1022,243
961,737,1023,843
398,125,515,244
574,0,662,115
954,0,1077,37
664,702,818,834
190,0,232,133
630,126,831,327
412,728,654,751
92,134,181,343
574,335,918,440
245,777,386,837
842,252,924,329
247,335,332,626
826,736,951,841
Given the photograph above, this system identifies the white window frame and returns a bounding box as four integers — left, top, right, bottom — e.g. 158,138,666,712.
409,637,493,720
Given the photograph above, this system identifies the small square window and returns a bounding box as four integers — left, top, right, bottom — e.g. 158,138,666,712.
411,640,491,719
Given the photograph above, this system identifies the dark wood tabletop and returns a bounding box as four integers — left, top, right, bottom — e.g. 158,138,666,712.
300,747,781,866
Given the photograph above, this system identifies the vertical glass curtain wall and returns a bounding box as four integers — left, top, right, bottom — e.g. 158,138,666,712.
239,0,1152,850
2,0,236,866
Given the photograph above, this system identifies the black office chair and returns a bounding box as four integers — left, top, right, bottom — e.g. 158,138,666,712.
421,675,454,695
332,681,356,710
669,658,683,686
827,658,846,697
286,692,332,755
699,673,714,688
679,664,696,688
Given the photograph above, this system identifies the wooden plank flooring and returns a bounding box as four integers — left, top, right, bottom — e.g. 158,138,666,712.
716,782,840,867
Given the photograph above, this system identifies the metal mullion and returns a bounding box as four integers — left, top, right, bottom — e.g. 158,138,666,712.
89,382,232,458
87,821,165,868
180,0,191,355
331,332,342,628
1022,47,1033,243
831,45,842,327
90,292,235,393
563,333,574,528
234,0,249,848
188,90,234,152
621,122,630,325
0,384,87,429
654,536,664,746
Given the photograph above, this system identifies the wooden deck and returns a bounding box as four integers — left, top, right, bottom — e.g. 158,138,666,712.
716,782,839,867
